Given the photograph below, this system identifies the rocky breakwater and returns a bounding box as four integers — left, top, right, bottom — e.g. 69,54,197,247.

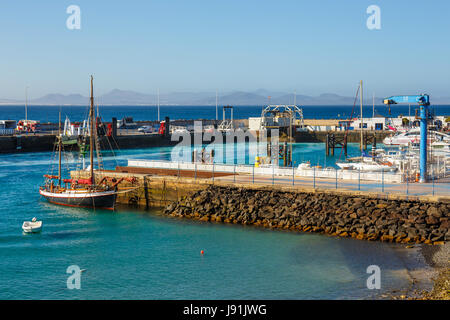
163,186,449,244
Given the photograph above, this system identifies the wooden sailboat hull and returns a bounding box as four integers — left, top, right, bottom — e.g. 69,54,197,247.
40,76,121,211
39,189,117,210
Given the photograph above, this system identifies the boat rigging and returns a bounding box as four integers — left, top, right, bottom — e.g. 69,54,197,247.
39,76,136,210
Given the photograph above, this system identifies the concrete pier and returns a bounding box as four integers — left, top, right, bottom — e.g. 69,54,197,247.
0,134,177,153
70,167,449,245
0,129,391,154
70,165,450,209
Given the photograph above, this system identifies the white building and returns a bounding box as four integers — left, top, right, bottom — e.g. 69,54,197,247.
349,117,386,131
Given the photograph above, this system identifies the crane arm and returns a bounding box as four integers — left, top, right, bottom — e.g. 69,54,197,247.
383,95,430,106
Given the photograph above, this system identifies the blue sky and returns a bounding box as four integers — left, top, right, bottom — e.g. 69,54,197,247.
0,0,449,99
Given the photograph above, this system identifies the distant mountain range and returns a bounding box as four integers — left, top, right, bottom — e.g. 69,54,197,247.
1,89,449,106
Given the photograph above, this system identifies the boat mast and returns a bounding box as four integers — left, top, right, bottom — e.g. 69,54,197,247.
157,88,160,122
90,75,95,187
58,107,62,187
360,80,363,153
216,89,218,121
25,86,28,122
372,92,375,118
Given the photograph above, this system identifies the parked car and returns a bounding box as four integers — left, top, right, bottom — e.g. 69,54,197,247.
117,117,138,129
138,125,154,133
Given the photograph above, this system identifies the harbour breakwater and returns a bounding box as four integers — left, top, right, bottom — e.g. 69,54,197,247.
163,185,449,245
0,134,177,153
0,130,390,153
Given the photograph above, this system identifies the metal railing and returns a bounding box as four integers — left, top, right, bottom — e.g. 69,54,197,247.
128,159,450,198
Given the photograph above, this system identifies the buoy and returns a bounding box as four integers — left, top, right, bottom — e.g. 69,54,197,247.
200,250,204,255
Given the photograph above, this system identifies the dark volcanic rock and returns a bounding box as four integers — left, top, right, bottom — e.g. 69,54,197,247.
163,185,448,245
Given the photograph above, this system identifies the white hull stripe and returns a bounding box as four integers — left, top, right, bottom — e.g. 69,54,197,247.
39,190,116,199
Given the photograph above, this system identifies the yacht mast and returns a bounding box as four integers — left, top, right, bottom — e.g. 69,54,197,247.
360,80,363,152
372,92,375,118
90,75,95,187
216,90,218,121
58,107,62,187
157,88,160,122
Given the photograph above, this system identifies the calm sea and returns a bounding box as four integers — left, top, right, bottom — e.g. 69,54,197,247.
0,144,427,299
1,105,449,123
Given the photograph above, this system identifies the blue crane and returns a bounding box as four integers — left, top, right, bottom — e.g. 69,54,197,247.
383,94,430,182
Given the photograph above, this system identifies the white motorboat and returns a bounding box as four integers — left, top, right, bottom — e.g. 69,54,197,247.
383,129,420,145
297,162,324,170
352,162,396,172
431,141,450,153
383,129,450,146
336,156,398,172
298,162,311,169
335,162,354,170
22,218,42,233
336,162,397,172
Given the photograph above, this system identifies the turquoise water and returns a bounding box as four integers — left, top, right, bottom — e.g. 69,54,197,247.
0,145,416,299
133,141,365,167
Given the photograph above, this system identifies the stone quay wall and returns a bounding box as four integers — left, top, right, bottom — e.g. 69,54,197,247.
163,185,449,245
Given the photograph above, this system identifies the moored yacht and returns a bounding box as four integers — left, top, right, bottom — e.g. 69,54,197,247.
383,129,450,146
39,76,123,210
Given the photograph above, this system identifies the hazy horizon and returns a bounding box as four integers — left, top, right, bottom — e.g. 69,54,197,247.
2,88,450,106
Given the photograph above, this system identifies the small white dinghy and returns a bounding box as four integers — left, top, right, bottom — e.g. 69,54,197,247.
22,217,42,233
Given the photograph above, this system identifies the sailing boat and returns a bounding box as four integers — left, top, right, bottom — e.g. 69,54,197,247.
39,76,118,210
335,81,398,173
